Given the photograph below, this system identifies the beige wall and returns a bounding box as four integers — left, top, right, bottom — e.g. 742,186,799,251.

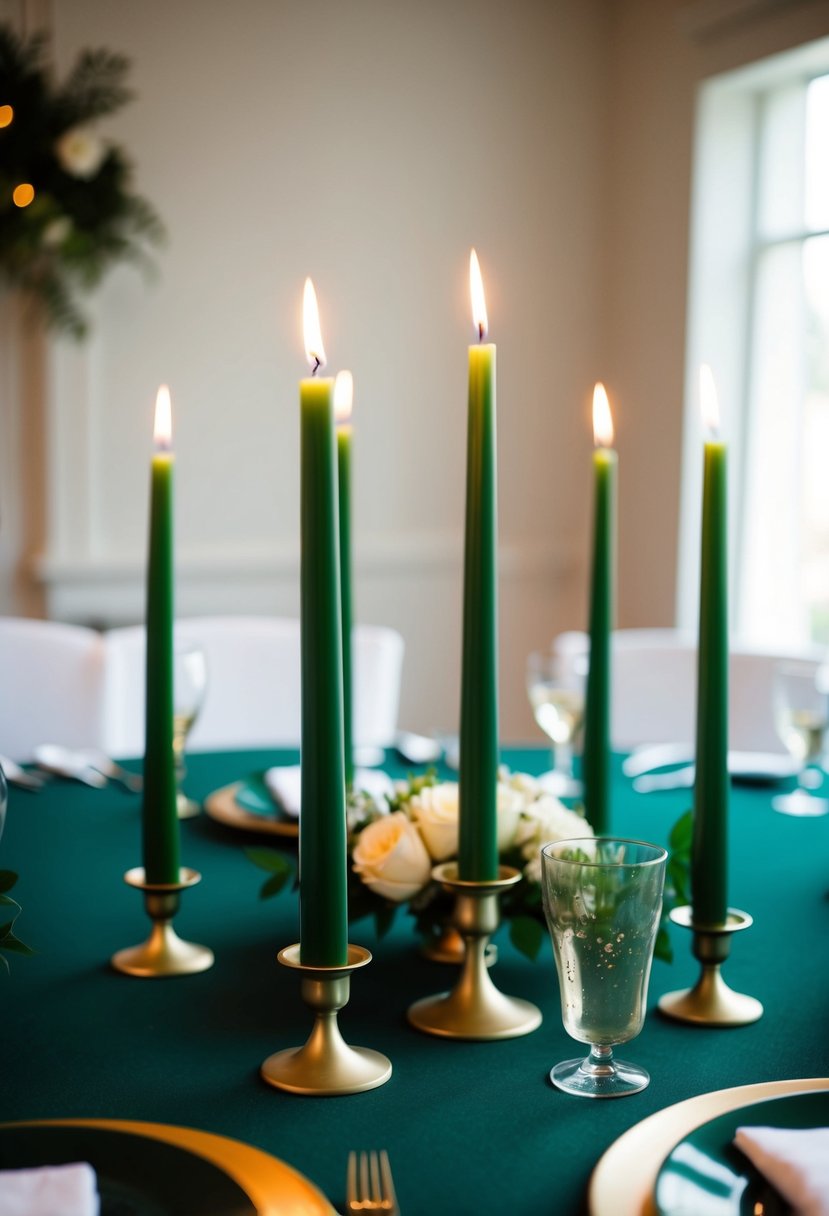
3,0,829,740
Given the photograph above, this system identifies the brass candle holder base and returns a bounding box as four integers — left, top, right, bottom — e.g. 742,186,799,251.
111,867,214,978
659,905,763,1027
261,944,392,1096
407,864,542,1040
419,922,497,967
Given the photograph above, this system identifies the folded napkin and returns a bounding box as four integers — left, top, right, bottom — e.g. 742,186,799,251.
265,766,395,817
734,1125,829,1216
0,1162,99,1216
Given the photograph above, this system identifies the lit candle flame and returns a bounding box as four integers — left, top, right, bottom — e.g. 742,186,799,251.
699,364,720,436
303,277,326,373
334,369,353,424
592,382,614,448
469,248,488,341
154,384,172,450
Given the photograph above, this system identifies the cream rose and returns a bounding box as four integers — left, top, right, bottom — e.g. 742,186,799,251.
352,811,432,901
516,794,593,863
495,782,525,851
409,783,459,861
55,126,107,179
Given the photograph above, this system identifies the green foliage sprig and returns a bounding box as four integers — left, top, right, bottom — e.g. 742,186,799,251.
0,870,34,974
0,25,164,337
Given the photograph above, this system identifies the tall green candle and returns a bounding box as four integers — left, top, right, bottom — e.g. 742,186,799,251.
582,383,616,837
299,279,348,967
458,249,499,882
335,370,354,790
691,365,729,927
142,385,180,884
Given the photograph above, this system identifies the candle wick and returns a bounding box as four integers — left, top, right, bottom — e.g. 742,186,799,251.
312,355,321,376
478,322,485,343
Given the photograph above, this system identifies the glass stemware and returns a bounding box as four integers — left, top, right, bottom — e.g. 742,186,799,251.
772,659,829,817
0,761,7,845
541,836,666,1098
173,642,208,819
526,650,585,797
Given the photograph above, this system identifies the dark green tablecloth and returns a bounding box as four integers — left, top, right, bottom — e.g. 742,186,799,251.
4,749,828,1214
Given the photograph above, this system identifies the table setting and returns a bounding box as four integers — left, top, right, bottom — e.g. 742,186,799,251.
2,258,829,1214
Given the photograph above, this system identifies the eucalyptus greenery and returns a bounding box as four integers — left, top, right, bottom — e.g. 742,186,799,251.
0,25,164,337
0,870,34,974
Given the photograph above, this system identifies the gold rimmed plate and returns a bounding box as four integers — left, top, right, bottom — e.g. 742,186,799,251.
204,773,298,838
0,1119,333,1215
588,1077,829,1216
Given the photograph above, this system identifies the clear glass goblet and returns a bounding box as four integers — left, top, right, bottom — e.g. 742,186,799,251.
772,659,829,817
526,650,585,797
173,642,208,819
0,761,7,845
541,836,667,1098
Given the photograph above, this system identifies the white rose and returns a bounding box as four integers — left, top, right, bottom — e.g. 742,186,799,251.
495,782,524,851
517,794,593,862
352,811,432,902
55,127,107,179
409,782,459,861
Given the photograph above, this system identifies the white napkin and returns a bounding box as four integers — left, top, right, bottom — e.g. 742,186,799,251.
265,766,395,817
0,1162,99,1216
734,1126,829,1216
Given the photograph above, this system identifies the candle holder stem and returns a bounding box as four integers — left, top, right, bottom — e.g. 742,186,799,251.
261,944,392,1096
658,905,763,1026
111,867,213,977
407,864,542,1040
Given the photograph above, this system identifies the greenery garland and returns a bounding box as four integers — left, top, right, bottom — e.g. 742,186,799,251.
0,25,164,338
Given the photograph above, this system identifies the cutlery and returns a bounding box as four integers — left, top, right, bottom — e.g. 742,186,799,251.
633,751,801,793
74,749,142,792
624,744,799,781
0,755,47,791
33,744,109,789
633,766,696,793
394,731,443,765
623,742,694,778
346,1150,398,1215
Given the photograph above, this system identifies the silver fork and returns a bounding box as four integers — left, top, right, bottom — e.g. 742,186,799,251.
346,1150,398,1214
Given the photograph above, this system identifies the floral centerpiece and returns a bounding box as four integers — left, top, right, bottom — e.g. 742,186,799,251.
0,25,163,337
249,770,691,963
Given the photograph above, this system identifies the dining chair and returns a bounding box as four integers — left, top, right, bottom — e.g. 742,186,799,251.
101,616,405,757
0,618,106,761
552,628,826,752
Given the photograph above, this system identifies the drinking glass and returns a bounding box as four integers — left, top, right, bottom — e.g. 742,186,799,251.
0,761,7,845
526,650,585,797
772,660,829,817
173,642,208,819
541,836,667,1098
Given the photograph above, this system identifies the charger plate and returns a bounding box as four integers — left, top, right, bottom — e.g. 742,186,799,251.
204,777,298,838
0,1119,333,1215
588,1076,829,1216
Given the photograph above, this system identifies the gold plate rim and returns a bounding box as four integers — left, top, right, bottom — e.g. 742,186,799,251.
0,1117,334,1215
204,781,299,837
588,1076,829,1216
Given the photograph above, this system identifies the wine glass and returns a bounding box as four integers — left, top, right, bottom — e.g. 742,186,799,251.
173,642,208,819
526,650,585,797
772,659,829,816
0,761,7,845
541,836,666,1098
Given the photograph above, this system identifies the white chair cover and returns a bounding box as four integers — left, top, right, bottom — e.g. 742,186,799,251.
0,619,105,761
102,616,404,757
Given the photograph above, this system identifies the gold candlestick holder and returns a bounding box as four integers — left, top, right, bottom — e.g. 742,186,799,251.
261,944,392,1096
407,863,542,1040
658,905,763,1026
419,922,497,967
111,866,214,978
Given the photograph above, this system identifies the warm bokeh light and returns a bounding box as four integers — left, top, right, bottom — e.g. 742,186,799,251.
154,384,172,450
469,248,488,340
12,182,34,208
0,105,13,128
699,364,720,435
592,382,614,447
334,369,353,424
303,277,326,371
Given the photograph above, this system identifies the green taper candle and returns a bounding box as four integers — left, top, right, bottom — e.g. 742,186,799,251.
299,279,348,967
335,370,354,790
691,365,729,927
458,249,499,882
582,383,617,836
141,385,180,884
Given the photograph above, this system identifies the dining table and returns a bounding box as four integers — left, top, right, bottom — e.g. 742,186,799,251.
3,745,828,1214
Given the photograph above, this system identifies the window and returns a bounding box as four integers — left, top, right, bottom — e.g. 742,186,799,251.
679,38,829,651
